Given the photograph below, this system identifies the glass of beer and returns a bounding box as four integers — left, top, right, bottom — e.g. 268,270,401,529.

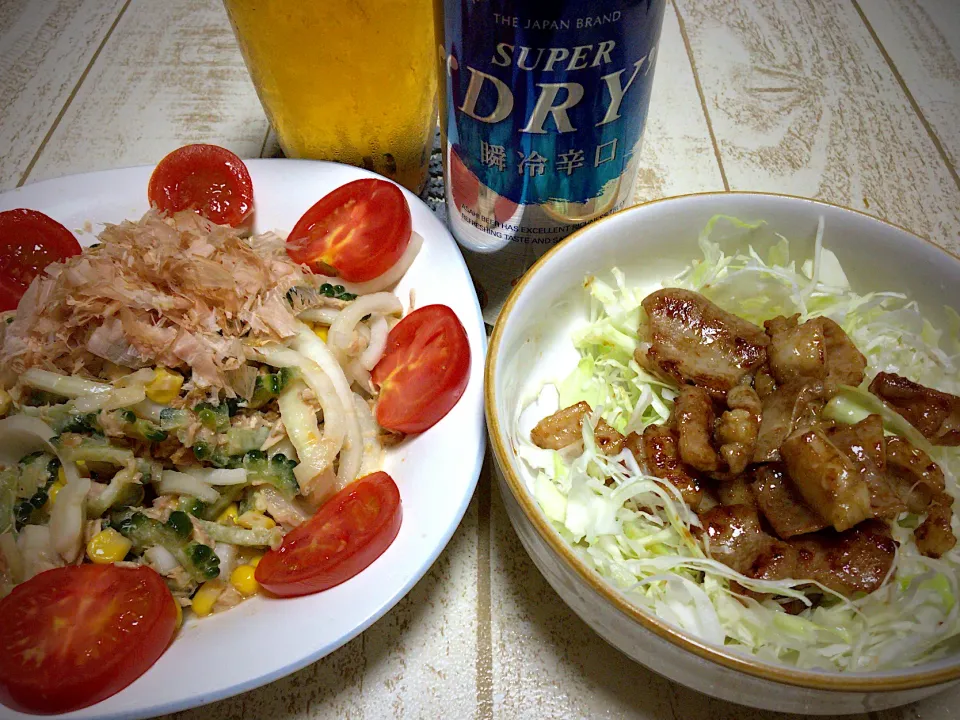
223,0,438,193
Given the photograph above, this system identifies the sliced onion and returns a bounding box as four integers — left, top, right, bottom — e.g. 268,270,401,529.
74,385,146,413
50,476,91,563
329,293,402,358
144,545,180,574
277,380,340,497
16,525,61,581
309,232,423,295
184,467,248,486
360,314,390,370
346,358,372,394
291,324,362,488
158,470,220,503
214,542,238,577
133,399,166,423
21,368,111,398
0,415,80,485
297,307,340,325
256,486,310,528
0,532,24,585
353,394,384,482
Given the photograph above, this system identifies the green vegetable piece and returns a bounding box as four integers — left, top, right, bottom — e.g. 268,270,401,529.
113,511,220,582
159,408,192,431
185,543,221,581
178,496,207,517
194,402,230,432
241,451,299,500
166,510,193,540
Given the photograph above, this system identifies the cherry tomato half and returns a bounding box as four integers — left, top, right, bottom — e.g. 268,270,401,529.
0,564,177,715
371,304,471,434
148,143,254,227
285,179,411,282
255,471,402,597
0,209,82,312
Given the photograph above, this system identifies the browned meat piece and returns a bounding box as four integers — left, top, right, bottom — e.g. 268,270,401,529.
885,436,946,513
869,372,960,446
531,401,624,454
792,521,895,596
818,317,867,390
754,366,777,398
716,385,762,475
780,428,872,532
751,540,800,583
627,426,703,507
698,504,770,574
675,386,721,472
915,493,957,559
764,314,826,384
753,380,827,462
751,464,828,538
827,415,906,520
717,475,757,508
640,288,769,398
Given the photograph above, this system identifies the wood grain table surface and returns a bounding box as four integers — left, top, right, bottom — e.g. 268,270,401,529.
2,1,960,718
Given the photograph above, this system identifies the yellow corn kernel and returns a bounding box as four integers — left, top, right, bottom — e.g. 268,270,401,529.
191,581,224,617
217,503,239,525
248,554,263,569
145,367,184,404
173,599,183,629
0,387,11,417
313,324,329,342
86,528,133,564
236,511,276,530
230,565,260,596
47,478,66,508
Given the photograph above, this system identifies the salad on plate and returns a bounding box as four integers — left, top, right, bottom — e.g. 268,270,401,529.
519,216,960,672
0,145,471,715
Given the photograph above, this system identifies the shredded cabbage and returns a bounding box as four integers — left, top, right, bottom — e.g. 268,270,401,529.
518,215,960,671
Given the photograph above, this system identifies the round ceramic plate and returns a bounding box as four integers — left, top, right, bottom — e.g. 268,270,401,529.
0,161,486,719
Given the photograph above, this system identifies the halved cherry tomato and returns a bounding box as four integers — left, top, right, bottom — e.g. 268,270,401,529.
0,209,82,312
148,143,253,227
285,178,411,282
0,564,176,715
255,471,402,597
371,304,470,434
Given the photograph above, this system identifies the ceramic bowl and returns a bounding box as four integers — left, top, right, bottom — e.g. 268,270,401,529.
486,192,960,714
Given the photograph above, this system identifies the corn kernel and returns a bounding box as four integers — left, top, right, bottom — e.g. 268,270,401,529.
145,367,184,404
313,324,329,342
236,511,276,530
248,554,263,569
86,528,133,564
191,581,224,617
230,565,260,596
0,387,11,417
47,478,66,508
217,503,239,525
173,599,183,629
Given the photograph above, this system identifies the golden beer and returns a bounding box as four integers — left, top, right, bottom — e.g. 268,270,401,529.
223,0,438,193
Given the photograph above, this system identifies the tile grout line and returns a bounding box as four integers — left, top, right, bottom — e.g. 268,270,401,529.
850,0,960,193
16,0,134,188
670,0,730,191
476,460,494,720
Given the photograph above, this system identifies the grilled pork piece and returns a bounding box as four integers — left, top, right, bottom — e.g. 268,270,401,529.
791,521,895,596
750,464,828,538
717,475,757,508
915,493,957,559
627,425,703,508
818,317,867,390
698,504,770,575
764,314,826,384
716,385,762,476
885,436,946,512
639,289,769,398
531,401,624,454
827,415,906,520
675,385,722,472
780,428,872,532
753,380,827,462
869,372,960,446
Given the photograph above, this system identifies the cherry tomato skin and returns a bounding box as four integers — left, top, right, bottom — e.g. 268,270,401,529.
147,144,254,227
0,209,82,312
371,304,471,434
256,472,402,598
0,564,177,715
285,179,411,282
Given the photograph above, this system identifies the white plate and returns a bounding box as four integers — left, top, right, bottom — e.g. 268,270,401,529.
0,161,486,719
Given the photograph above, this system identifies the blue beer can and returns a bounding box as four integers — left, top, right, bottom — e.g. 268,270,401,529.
436,0,666,317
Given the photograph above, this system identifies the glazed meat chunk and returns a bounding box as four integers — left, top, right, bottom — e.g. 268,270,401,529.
531,401,624,454
915,494,957,559
715,385,762,476
826,415,906,520
627,425,703,507
750,464,828,538
698,504,770,575
753,380,827,462
885,436,945,512
818,317,867,390
764,314,826,384
780,427,872,532
717,475,757,508
869,372,960,446
792,521,895,596
639,289,769,398
674,385,721,472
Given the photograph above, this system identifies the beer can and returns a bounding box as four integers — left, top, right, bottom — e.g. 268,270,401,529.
435,0,666,320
